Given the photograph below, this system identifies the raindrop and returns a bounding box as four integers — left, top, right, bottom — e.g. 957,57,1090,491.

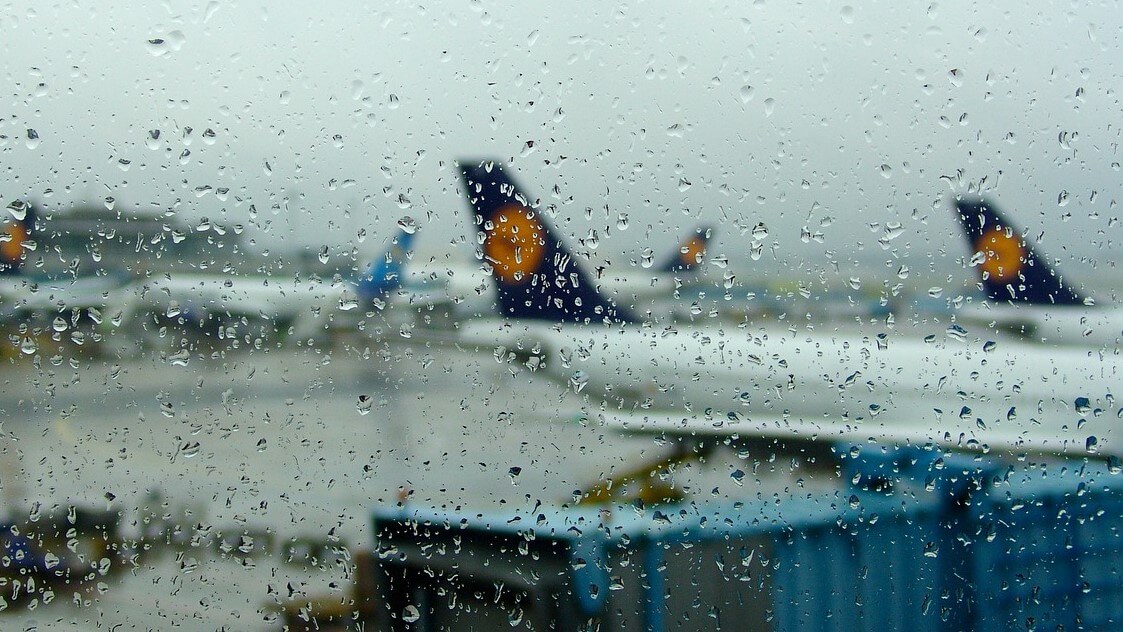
640,248,654,269
751,222,768,240
397,216,418,234
1075,397,1091,414
25,129,40,149
7,200,28,221
570,370,589,393
357,395,372,415
402,606,420,623
256,438,267,452
946,324,967,341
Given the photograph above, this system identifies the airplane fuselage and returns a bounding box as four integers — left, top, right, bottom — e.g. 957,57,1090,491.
466,320,1120,457
958,302,1123,349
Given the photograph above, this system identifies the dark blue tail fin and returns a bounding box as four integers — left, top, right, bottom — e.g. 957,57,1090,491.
658,225,712,273
458,160,636,324
0,201,36,276
356,227,415,301
953,198,1084,305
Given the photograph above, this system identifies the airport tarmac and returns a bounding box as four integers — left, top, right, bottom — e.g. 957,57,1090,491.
0,334,831,629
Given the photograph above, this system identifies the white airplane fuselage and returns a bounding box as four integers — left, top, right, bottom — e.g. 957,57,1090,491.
958,302,1123,349
465,320,1120,457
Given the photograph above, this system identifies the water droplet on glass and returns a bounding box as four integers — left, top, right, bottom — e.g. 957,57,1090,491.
357,395,372,415
570,370,589,393
397,216,418,234
1075,397,1091,414
402,606,420,623
750,242,763,261
946,324,967,341
640,248,654,269
168,349,190,366
7,200,27,221
25,129,40,149
256,438,267,452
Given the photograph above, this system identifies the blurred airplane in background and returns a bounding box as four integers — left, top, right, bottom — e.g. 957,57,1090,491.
953,198,1121,348
111,227,417,349
455,159,1121,465
0,202,130,331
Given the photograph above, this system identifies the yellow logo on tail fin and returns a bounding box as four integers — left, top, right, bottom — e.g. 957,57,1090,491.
976,227,1024,283
485,204,546,285
679,235,706,268
0,222,27,264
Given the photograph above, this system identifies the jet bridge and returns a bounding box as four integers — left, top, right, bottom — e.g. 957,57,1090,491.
369,447,1123,631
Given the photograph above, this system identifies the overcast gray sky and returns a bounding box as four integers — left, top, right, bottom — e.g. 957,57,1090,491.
2,1,1120,295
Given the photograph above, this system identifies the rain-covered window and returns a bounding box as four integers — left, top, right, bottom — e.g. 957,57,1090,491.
1,2,1121,630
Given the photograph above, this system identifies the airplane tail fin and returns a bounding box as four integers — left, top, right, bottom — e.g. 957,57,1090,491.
953,198,1084,305
657,225,712,273
356,227,415,300
0,201,36,275
458,160,636,324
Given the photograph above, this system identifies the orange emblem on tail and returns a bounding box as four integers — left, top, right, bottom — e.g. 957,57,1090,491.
485,204,545,284
0,222,27,265
679,235,706,268
976,227,1024,283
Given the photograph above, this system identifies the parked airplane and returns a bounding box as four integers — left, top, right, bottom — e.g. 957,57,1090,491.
0,202,130,330
113,227,417,348
456,160,1121,463
952,198,1120,348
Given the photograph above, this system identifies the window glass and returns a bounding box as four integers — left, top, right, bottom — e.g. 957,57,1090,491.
1,2,1119,629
